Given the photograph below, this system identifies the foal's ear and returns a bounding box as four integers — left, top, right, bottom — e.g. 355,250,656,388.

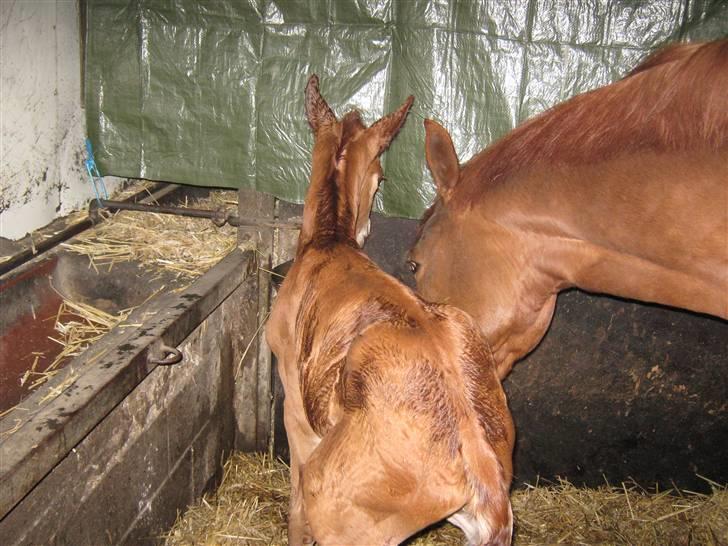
424,119,460,201
305,74,337,134
367,95,415,156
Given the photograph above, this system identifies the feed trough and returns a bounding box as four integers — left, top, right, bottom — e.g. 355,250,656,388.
0,189,264,544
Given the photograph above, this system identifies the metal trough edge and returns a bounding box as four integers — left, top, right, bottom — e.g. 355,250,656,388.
0,247,254,519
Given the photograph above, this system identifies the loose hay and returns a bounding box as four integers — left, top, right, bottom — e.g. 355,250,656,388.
164,452,728,546
62,191,239,281
21,297,133,394
7,189,241,411
511,477,728,545
110,179,158,201
164,453,290,546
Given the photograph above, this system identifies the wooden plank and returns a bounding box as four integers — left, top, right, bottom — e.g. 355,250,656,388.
269,201,303,459
0,249,250,518
235,188,275,452
1,268,246,543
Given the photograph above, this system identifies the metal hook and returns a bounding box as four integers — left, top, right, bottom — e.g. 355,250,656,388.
147,344,183,366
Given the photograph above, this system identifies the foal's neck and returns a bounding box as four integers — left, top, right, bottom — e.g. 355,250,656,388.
299,141,359,252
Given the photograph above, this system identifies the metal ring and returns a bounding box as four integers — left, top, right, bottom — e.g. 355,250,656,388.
148,344,183,366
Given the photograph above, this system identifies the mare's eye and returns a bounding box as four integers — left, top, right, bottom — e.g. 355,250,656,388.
406,260,419,274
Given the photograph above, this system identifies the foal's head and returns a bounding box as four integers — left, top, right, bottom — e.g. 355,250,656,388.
299,75,414,251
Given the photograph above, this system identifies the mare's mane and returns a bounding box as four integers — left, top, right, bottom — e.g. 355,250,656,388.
456,40,728,204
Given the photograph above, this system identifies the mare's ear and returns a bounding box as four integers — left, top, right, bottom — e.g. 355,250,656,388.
305,74,337,134
366,95,415,156
424,119,460,201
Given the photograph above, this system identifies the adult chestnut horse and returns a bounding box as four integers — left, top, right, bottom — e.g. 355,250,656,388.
266,77,514,545
409,40,728,379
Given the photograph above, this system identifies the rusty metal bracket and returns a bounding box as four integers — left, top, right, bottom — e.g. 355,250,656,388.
147,343,183,366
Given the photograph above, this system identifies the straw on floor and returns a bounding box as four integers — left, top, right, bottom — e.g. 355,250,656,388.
163,451,727,546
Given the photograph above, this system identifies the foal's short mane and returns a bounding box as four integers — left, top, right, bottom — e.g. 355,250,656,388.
456,40,728,204
305,112,367,252
310,168,357,250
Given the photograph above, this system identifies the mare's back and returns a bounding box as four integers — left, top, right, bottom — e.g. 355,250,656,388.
462,41,727,276
459,40,728,203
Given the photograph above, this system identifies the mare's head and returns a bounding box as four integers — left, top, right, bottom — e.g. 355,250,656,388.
299,75,414,252
409,40,728,376
408,120,558,377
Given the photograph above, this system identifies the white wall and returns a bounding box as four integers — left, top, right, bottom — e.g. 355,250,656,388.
0,0,124,241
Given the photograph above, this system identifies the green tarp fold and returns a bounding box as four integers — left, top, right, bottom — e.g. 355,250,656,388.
86,0,727,217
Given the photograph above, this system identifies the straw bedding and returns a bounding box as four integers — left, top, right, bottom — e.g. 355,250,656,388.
164,452,727,545
62,190,239,281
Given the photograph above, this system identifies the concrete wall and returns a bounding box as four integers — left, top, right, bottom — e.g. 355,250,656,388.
0,0,124,241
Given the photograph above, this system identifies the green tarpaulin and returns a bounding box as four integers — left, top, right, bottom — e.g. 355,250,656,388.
85,0,727,218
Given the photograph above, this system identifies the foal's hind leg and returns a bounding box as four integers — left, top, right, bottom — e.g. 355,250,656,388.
283,394,320,546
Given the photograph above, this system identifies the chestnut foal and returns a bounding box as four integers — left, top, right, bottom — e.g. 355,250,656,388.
266,76,514,545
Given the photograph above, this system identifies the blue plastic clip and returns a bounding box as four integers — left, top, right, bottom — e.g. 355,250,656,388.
84,138,108,205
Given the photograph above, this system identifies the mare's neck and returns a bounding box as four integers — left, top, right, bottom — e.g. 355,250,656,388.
493,154,728,318
541,236,727,317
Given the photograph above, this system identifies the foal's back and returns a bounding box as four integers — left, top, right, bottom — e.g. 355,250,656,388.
296,245,514,544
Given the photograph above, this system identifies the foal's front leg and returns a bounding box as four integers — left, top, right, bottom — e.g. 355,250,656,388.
284,401,317,545
288,455,314,545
